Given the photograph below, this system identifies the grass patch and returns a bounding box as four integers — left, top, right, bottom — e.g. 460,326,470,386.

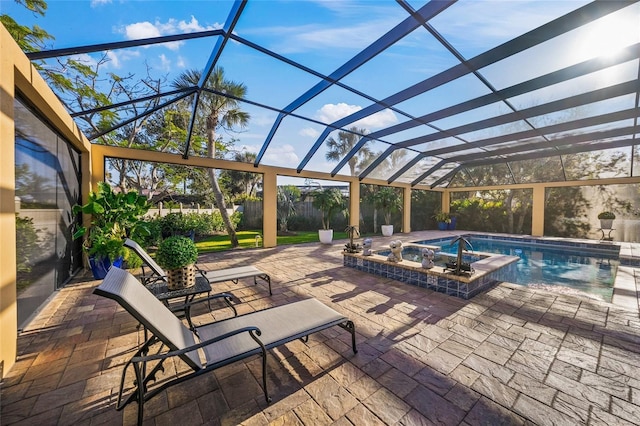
195,230,350,253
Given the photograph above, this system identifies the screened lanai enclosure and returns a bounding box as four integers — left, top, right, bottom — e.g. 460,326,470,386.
3,0,638,238
5,0,640,419
10,0,640,243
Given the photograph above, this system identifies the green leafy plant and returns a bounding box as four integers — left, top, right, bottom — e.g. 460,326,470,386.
433,211,451,224
277,186,298,233
72,182,150,262
312,188,347,230
158,212,190,238
344,225,361,253
373,187,402,226
597,211,615,220
156,236,198,270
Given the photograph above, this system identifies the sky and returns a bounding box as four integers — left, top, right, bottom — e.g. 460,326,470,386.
2,0,638,187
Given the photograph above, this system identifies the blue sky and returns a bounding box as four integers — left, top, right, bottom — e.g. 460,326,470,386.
3,0,638,186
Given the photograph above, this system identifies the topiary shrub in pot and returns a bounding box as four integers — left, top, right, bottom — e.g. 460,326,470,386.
156,236,199,290
597,211,615,230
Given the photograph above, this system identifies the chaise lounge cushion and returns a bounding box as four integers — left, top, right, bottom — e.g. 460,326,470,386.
94,266,203,369
124,238,272,294
198,298,347,365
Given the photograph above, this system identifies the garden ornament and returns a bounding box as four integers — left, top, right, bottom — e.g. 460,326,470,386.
421,248,435,269
362,238,373,256
387,240,403,263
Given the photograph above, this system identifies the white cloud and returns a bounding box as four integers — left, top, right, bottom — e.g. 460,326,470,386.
91,0,111,6
121,17,222,52
158,54,171,71
250,112,277,127
176,55,186,68
237,145,260,153
315,103,398,129
125,21,162,39
69,53,98,69
299,127,320,138
102,50,140,69
254,3,404,54
106,51,120,68
178,16,215,32
354,109,397,129
316,102,361,123
237,143,299,166
263,144,299,166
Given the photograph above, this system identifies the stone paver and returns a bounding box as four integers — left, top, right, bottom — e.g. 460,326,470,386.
2,231,640,425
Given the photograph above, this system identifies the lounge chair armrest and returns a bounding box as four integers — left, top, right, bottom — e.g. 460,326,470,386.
131,326,263,363
194,263,211,279
142,275,165,286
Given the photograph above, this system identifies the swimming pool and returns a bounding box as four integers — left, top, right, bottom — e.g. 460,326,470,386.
413,235,619,302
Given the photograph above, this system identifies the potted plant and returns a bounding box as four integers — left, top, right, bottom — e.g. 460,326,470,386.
344,225,361,253
73,182,150,279
312,188,346,244
597,211,615,229
155,236,199,290
433,211,451,231
448,214,457,230
373,187,402,237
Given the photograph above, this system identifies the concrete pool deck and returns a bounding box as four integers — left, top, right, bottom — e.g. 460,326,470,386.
2,230,640,425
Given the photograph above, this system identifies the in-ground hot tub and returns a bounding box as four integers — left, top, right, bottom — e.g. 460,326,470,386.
343,242,519,299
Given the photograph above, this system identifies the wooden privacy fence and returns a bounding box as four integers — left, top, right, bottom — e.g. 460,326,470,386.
242,200,323,229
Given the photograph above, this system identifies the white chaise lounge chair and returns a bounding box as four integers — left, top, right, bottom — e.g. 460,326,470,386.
95,267,357,425
124,238,272,295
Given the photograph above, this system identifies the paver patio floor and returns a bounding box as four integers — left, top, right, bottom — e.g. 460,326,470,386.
2,231,640,425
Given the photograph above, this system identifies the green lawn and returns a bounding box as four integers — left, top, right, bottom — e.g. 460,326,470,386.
195,230,350,253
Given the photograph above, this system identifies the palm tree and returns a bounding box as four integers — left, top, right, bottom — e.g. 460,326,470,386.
222,151,261,197
325,127,372,176
276,186,297,233
172,67,249,247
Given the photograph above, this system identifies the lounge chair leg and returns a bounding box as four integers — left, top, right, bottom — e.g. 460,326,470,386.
133,361,146,426
262,350,270,403
184,305,196,331
265,275,272,295
339,321,358,354
224,295,237,317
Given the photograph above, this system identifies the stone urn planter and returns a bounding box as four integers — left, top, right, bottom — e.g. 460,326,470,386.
597,211,615,229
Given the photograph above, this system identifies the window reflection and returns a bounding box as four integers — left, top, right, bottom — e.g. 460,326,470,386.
14,98,82,329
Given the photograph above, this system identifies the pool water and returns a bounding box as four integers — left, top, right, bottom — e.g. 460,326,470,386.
413,237,618,302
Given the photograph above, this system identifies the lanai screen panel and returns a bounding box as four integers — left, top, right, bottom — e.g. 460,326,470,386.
9,0,638,188
450,163,515,187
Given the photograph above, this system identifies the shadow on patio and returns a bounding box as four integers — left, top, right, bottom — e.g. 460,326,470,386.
2,232,640,425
